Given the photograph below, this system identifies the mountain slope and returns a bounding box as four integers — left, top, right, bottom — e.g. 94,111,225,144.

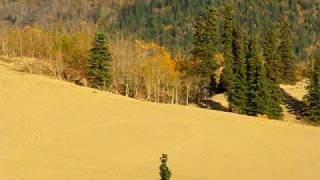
1,62,320,180
0,0,123,32
1,0,319,58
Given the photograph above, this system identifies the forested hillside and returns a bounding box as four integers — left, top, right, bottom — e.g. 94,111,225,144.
0,0,319,59
112,0,320,59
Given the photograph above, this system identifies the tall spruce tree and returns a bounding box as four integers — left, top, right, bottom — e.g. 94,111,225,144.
303,49,320,123
279,21,297,84
192,6,220,95
229,25,247,114
193,16,207,63
206,6,220,53
246,36,268,116
159,154,172,180
206,6,220,93
87,32,112,90
219,4,235,93
264,30,281,83
263,29,283,119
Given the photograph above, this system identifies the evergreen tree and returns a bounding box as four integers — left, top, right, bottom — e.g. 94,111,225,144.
303,49,320,123
229,25,247,114
219,4,235,93
264,30,281,83
193,16,207,63
206,6,220,53
192,6,220,95
263,29,283,119
159,154,172,180
87,32,112,90
279,21,297,84
246,36,268,116
206,6,220,93
192,16,210,99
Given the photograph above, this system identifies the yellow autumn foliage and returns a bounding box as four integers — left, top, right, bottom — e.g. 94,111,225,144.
135,40,181,102
0,27,92,79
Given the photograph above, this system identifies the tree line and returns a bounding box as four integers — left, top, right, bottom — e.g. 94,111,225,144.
86,33,200,105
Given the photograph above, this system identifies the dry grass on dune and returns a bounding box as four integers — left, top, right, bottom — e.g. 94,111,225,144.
1,62,320,180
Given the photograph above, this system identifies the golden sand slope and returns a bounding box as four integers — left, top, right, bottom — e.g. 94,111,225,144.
281,81,308,101
1,63,320,180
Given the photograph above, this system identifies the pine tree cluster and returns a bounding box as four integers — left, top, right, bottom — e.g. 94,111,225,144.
303,49,320,123
192,5,301,120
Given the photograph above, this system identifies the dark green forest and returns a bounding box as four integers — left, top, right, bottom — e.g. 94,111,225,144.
110,0,319,60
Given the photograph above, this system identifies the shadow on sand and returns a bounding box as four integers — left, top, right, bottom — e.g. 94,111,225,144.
281,89,305,120
196,99,230,112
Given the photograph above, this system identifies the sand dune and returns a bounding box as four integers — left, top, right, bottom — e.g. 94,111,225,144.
1,63,320,180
